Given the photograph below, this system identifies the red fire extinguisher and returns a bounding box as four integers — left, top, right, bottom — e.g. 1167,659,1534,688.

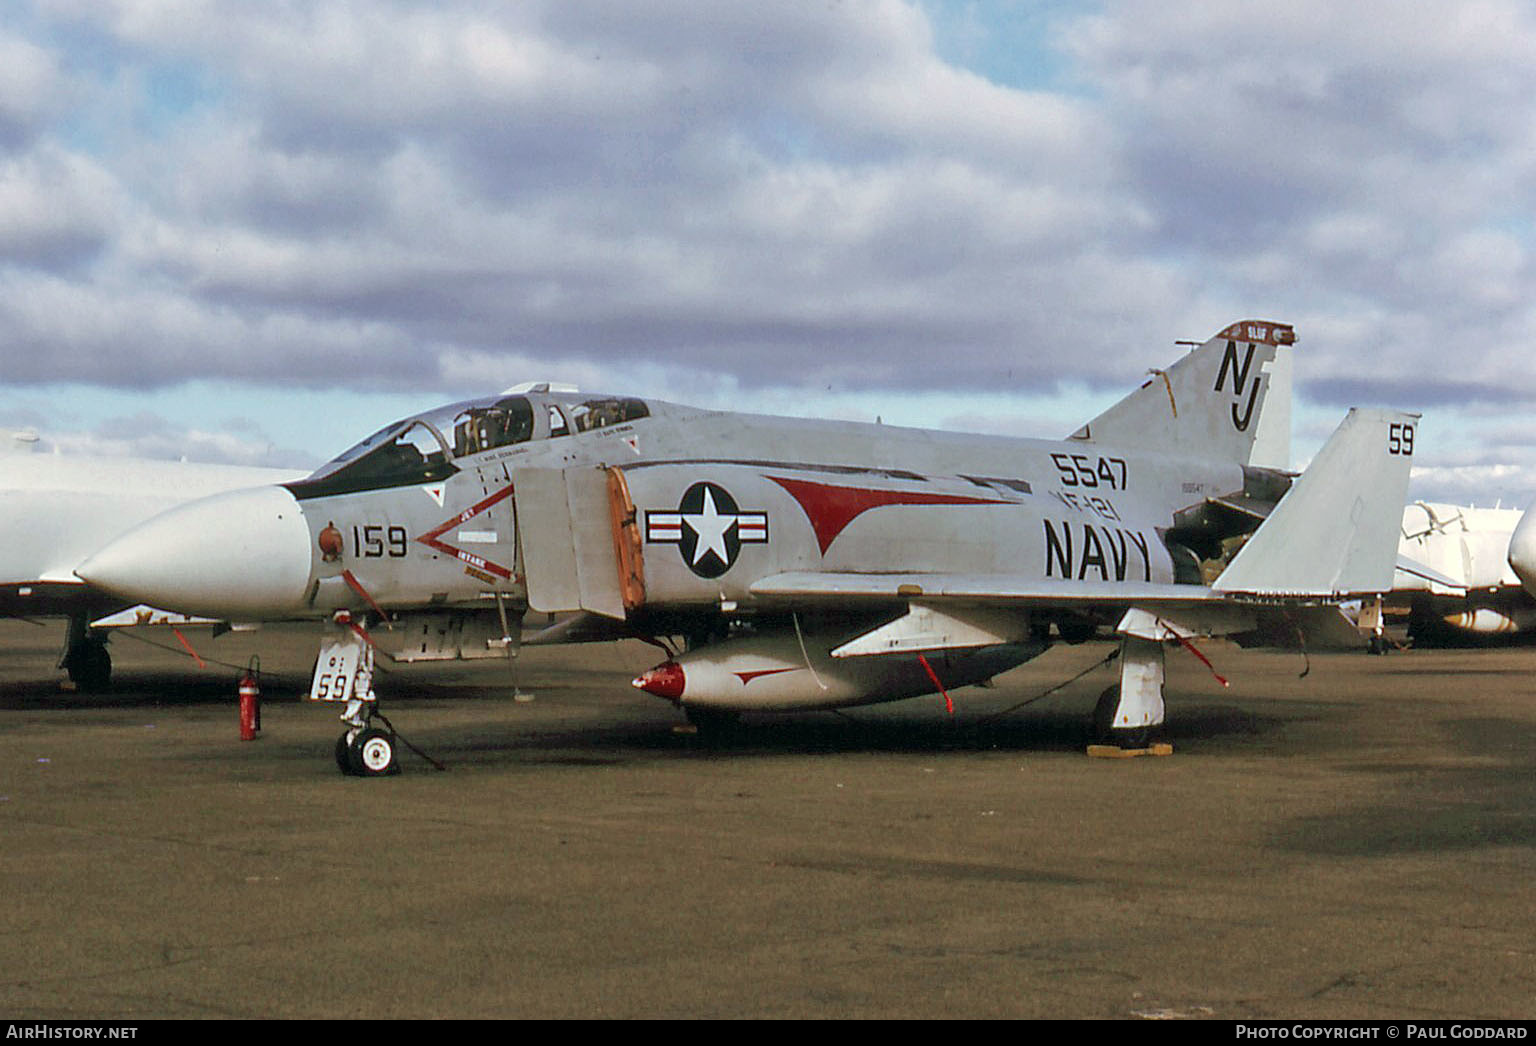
239,657,261,741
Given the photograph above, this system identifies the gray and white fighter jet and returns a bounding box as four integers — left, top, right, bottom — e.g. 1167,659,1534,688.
75,322,1418,774
0,447,301,688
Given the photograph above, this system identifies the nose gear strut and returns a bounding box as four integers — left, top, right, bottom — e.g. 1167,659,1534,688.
311,611,444,776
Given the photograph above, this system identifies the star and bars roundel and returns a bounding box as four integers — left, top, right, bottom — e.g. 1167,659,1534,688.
645,482,768,578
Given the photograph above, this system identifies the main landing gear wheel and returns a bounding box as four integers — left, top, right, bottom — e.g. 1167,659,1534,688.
64,639,112,692
1091,684,1155,749
340,726,400,776
1092,685,1120,743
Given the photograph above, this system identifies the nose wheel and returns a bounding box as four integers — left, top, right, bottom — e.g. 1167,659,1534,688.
337,723,400,777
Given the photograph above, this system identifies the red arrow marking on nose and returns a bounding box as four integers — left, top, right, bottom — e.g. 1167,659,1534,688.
416,485,517,580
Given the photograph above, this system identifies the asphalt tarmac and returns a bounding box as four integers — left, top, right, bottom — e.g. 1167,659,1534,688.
1,619,1533,1020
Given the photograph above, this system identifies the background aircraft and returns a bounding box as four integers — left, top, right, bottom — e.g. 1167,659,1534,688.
75,322,1416,774
1504,500,1536,610
0,438,301,688
1395,501,1535,643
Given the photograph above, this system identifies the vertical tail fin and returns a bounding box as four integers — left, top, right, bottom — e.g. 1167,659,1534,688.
1213,408,1420,597
1069,320,1294,468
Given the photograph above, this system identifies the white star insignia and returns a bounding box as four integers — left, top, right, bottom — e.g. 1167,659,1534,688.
683,487,736,566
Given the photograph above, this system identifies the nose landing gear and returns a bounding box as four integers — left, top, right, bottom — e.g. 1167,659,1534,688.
337,721,400,777
311,611,444,776
312,612,398,777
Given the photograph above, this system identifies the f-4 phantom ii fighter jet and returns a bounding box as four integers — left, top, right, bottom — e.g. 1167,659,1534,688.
77,322,1418,774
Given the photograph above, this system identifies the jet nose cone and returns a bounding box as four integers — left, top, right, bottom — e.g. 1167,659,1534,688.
77,485,313,618
1509,502,1536,598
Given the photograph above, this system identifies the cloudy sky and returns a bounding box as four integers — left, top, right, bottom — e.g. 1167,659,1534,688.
3,0,1536,505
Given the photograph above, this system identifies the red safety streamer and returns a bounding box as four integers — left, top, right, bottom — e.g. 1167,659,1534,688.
1168,629,1229,688
341,569,392,628
171,627,206,669
916,653,954,716
333,609,378,651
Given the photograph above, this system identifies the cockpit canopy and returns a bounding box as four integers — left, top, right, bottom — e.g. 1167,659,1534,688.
286,392,651,499
454,398,534,456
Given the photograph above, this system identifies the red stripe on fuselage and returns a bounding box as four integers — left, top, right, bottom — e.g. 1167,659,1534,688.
766,476,1007,555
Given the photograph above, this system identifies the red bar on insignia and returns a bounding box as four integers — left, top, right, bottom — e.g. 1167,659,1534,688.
647,514,684,541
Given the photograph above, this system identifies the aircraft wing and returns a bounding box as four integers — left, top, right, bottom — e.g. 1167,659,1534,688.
88,605,232,629
746,571,1348,655
1393,554,1467,595
748,573,1270,658
750,572,1225,606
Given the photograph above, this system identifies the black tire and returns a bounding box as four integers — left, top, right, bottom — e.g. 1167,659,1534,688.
65,641,112,692
335,733,357,776
1114,726,1153,749
1091,684,1120,742
347,727,400,776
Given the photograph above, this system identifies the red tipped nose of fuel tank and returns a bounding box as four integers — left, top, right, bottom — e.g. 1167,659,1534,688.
632,661,686,700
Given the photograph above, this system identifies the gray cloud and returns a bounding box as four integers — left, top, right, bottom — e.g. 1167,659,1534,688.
0,145,120,269
11,1,1182,395
1066,0,1536,404
4,0,1536,503
0,28,70,149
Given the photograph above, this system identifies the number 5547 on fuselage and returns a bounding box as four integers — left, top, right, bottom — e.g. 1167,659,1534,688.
75,323,1418,774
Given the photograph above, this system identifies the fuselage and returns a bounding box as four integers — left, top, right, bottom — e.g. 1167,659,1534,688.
75,389,1267,624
